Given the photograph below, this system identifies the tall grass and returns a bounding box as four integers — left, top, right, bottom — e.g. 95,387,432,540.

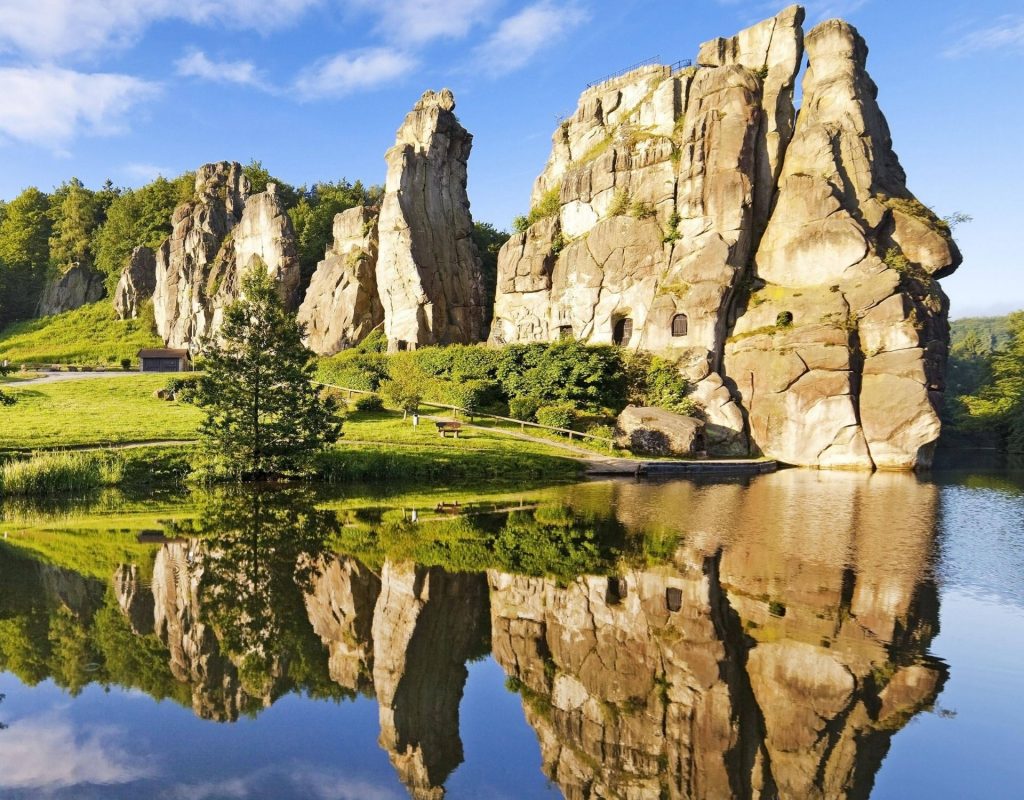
0,451,125,496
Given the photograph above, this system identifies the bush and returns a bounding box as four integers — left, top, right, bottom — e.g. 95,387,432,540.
443,379,500,414
165,374,201,403
496,340,627,412
317,350,389,391
508,394,541,422
120,358,132,371
354,394,384,412
584,423,616,449
624,352,697,414
536,403,579,430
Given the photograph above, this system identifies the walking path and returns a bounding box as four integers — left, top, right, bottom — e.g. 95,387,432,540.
6,371,140,387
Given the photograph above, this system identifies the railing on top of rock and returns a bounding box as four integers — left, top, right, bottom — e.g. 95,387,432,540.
585,56,694,89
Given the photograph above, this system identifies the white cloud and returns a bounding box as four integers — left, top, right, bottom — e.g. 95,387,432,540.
0,0,324,60
161,765,403,800
351,0,498,45
0,65,159,151
474,1,589,76
124,163,177,182
294,47,416,100
176,48,267,89
944,15,1024,58
0,714,152,790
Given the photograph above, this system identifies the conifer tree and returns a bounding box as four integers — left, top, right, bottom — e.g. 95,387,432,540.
196,261,340,479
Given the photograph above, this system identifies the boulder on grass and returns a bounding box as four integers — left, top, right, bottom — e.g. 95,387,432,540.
615,405,704,457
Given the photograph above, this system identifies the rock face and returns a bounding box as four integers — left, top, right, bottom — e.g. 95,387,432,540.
37,263,106,316
375,89,487,351
615,404,704,455
152,164,301,350
113,245,157,319
488,6,960,469
297,206,384,355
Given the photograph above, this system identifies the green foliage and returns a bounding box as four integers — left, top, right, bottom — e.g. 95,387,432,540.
884,247,911,274
628,198,655,219
518,183,562,230
380,359,430,417
536,402,580,430
608,189,630,217
0,450,124,497
443,379,499,414
472,222,510,319
625,352,697,414
776,310,794,328
0,299,162,366
354,393,384,411
663,210,682,244
882,195,951,234
241,160,300,208
0,187,52,322
508,394,541,421
93,173,194,288
164,374,201,403
196,263,341,479
48,178,104,271
495,339,628,413
957,311,1024,451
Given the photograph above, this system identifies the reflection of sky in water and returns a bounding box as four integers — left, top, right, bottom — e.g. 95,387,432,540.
0,470,1022,798
0,661,556,799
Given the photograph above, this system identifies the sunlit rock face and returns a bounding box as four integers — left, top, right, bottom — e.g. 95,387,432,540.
113,245,157,320
113,563,154,635
37,263,106,316
372,561,489,800
489,5,959,469
489,471,945,799
152,164,301,350
298,206,384,355
375,89,488,351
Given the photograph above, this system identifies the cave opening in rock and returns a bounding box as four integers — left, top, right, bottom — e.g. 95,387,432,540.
613,317,633,346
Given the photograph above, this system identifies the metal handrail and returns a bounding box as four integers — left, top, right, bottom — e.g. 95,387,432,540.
314,381,615,446
585,56,661,89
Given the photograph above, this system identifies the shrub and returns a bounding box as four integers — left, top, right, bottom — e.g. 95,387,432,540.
444,379,499,414
354,393,384,412
536,402,580,430
165,374,202,403
584,423,616,449
508,394,541,422
497,340,627,413
624,352,696,414
317,350,389,390
608,189,630,217
120,358,132,371
628,199,655,219
663,210,682,243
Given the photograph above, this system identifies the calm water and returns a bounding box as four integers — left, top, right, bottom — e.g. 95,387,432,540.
0,468,1022,799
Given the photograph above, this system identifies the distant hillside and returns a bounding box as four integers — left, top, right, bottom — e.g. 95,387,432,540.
951,315,1015,352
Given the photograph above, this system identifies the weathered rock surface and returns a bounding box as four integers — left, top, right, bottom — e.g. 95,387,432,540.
375,89,487,351
113,245,157,320
113,563,154,635
724,19,960,470
152,164,301,350
37,263,106,316
297,206,384,354
615,404,704,455
489,6,960,470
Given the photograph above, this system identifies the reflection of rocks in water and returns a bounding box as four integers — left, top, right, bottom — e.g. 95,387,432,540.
303,555,380,693
491,471,946,799
113,563,154,635
152,541,266,721
372,561,489,800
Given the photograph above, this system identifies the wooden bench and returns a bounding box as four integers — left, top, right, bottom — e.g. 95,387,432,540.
435,420,463,438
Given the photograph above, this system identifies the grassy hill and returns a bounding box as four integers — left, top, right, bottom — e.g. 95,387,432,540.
0,300,162,367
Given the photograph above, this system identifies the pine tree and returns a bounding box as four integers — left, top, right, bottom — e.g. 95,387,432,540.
196,261,341,479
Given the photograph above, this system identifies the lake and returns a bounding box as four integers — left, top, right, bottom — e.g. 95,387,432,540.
0,466,1022,799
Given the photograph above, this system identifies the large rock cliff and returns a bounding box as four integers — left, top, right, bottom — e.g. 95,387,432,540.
151,164,301,350
488,6,959,469
113,245,156,320
297,206,384,354
375,89,488,351
37,263,106,316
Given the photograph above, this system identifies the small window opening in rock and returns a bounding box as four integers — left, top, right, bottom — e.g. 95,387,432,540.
671,313,688,337
606,576,627,605
613,317,633,346
558,325,574,340
666,587,683,613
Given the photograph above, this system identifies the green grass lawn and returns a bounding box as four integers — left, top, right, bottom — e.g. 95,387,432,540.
0,375,203,449
0,300,163,366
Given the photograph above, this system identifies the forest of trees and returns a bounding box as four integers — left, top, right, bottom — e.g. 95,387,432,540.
0,162,388,328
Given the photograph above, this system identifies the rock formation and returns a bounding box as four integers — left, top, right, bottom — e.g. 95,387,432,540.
113,563,155,635
37,263,106,316
113,245,157,319
151,163,301,350
488,6,959,469
615,404,704,455
375,89,488,351
297,206,384,355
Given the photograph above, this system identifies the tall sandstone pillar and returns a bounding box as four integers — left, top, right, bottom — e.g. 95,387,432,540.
375,89,487,351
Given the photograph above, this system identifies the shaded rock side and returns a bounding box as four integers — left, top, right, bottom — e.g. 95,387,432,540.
113,245,157,320
615,404,704,456
113,563,155,635
372,560,489,799
724,19,961,469
297,206,384,354
152,162,249,349
37,263,106,316
375,89,488,351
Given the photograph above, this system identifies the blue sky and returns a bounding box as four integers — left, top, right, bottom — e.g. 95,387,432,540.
0,0,1019,317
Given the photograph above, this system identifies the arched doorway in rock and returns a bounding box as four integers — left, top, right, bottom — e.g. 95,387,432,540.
671,313,688,337
613,317,633,347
